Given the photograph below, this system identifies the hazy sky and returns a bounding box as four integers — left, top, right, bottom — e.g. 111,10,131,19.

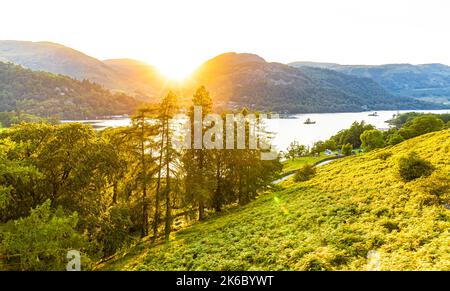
1,0,449,78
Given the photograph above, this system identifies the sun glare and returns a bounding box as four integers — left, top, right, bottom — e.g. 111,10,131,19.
150,53,204,81
156,61,196,81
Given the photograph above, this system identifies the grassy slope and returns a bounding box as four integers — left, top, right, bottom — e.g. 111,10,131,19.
100,130,450,270
281,155,329,174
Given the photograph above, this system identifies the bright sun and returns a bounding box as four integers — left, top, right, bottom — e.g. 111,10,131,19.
156,61,196,81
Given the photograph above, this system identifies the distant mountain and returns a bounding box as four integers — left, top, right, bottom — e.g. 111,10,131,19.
0,62,138,119
289,62,450,105
1,40,446,114
0,40,164,100
102,58,165,100
189,53,442,113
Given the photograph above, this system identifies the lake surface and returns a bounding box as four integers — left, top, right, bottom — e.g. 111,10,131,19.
265,109,449,151
64,109,449,151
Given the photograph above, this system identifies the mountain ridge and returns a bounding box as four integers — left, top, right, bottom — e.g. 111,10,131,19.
0,40,448,115
289,61,450,104
0,40,165,100
189,52,444,113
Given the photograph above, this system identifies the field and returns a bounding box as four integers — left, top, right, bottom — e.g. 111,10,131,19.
99,130,450,270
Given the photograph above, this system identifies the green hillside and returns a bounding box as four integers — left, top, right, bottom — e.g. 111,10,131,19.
0,62,138,119
99,130,450,270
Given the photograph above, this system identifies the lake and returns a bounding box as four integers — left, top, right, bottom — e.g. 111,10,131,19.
64,109,449,151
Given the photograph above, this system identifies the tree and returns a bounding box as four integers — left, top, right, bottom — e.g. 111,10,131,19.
285,141,308,159
360,129,384,150
331,121,375,148
341,143,353,156
388,112,423,128
0,134,43,221
324,139,337,150
397,127,416,140
226,109,282,206
311,141,326,155
401,115,444,138
387,132,405,146
157,91,179,240
130,107,159,238
183,86,214,221
1,122,141,259
94,204,133,257
0,123,117,221
101,127,137,205
389,112,450,129
181,88,281,218
1,200,84,270
101,125,160,250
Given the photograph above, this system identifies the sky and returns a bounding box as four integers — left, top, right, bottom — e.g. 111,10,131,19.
1,0,449,79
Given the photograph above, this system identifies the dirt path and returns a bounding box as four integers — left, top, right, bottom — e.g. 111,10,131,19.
273,158,338,184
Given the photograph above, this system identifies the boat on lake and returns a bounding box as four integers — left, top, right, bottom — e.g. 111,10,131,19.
304,118,316,124
368,112,379,116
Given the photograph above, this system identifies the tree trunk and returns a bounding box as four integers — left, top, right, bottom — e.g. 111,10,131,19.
112,181,118,204
164,188,171,240
153,122,165,241
238,174,243,205
164,119,171,241
141,124,148,238
199,201,205,221
214,157,222,212
198,147,206,220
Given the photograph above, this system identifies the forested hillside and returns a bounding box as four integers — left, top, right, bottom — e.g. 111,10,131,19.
0,62,138,119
